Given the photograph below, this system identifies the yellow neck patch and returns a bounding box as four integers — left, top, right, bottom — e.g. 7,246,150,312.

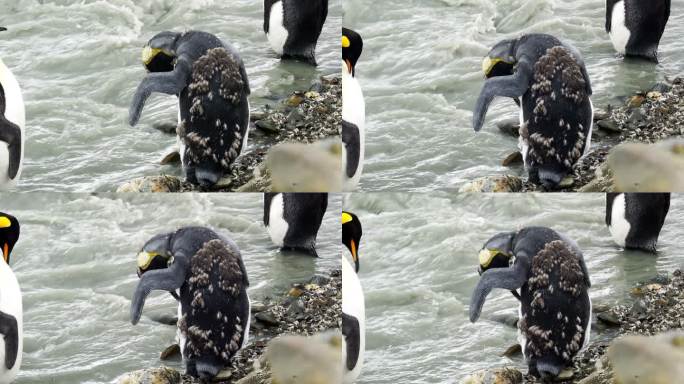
342,36,350,48
342,212,353,224
142,46,164,65
482,57,504,76
0,217,11,228
137,251,163,270
478,249,500,268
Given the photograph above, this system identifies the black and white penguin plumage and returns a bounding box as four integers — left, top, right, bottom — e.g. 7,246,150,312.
129,31,251,187
606,0,670,62
263,0,329,65
342,211,364,383
263,193,328,257
342,28,365,192
0,28,25,190
131,227,251,380
471,227,592,380
606,193,670,253
0,212,22,384
474,34,594,189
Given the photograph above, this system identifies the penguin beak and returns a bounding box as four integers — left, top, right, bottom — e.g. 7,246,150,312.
350,240,359,273
2,243,8,264
344,59,353,75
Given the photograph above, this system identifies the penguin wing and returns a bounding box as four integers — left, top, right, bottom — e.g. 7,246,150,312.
0,310,19,370
342,312,361,371
264,193,276,226
473,60,533,131
129,57,192,126
130,257,189,325
0,116,22,179
469,257,530,323
342,120,361,178
606,0,620,32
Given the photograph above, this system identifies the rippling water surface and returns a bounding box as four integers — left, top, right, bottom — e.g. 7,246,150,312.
3,192,341,383
0,0,341,191
345,193,684,383
344,0,684,191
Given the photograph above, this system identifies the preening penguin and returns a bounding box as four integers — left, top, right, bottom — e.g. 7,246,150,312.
129,31,251,187
131,227,251,380
342,211,364,383
606,193,670,253
606,0,670,62
0,27,25,189
263,0,328,65
342,28,365,192
474,34,594,189
471,227,592,380
263,193,328,256
0,213,22,384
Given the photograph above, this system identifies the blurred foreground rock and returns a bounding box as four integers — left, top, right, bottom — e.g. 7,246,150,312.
267,139,342,192
608,332,684,384
608,139,684,192
266,332,342,384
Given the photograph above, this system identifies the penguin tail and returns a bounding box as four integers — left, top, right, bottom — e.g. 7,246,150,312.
195,168,222,188
536,360,563,380
195,361,222,380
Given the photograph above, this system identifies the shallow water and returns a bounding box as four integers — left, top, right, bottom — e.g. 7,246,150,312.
1,192,341,383
345,193,684,383
0,0,341,192
343,0,684,191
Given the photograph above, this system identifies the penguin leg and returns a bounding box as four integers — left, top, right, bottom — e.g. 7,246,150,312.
472,61,533,132
0,116,22,179
0,310,19,370
130,258,189,325
128,59,192,126
342,312,361,371
469,257,530,323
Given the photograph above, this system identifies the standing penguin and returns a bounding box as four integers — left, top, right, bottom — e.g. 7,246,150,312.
342,28,365,192
342,211,364,383
606,0,670,62
473,34,594,189
0,28,25,189
0,212,22,384
130,227,250,380
470,227,592,380
263,0,329,65
129,31,251,187
606,193,670,253
263,193,328,257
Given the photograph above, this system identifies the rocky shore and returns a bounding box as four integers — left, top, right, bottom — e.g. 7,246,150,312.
461,77,684,193
463,269,684,384
117,75,341,193
118,269,342,384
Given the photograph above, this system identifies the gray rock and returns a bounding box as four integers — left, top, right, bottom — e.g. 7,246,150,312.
459,175,523,193
597,312,621,327
597,119,621,133
117,176,183,193
502,151,523,166
117,366,181,384
496,119,520,137
461,367,523,384
255,311,280,326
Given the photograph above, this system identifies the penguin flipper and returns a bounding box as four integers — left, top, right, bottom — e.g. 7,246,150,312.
342,312,361,371
0,310,19,370
129,58,192,126
130,258,189,325
342,120,360,178
473,61,533,131
0,116,22,179
469,258,530,323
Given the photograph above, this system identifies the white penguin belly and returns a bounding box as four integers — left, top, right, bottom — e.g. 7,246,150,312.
177,99,186,166
342,66,366,192
518,101,529,168
267,1,288,55
609,1,630,55
240,101,250,156
609,193,630,248
0,58,25,189
517,302,526,359
242,294,251,349
177,301,186,359
583,99,594,156
0,262,23,383
342,256,365,383
267,193,288,247
582,297,592,351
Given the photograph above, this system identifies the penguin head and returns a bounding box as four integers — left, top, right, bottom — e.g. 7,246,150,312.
142,31,181,73
478,231,516,275
342,211,362,272
0,212,19,265
342,28,363,77
482,39,517,79
136,232,174,277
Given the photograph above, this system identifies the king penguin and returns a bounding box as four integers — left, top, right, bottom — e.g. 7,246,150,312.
606,193,670,253
263,193,328,257
342,28,365,192
0,27,25,190
606,0,670,62
0,212,22,384
131,227,251,380
342,211,365,383
471,227,592,380
474,34,594,189
263,0,329,65
129,31,251,188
